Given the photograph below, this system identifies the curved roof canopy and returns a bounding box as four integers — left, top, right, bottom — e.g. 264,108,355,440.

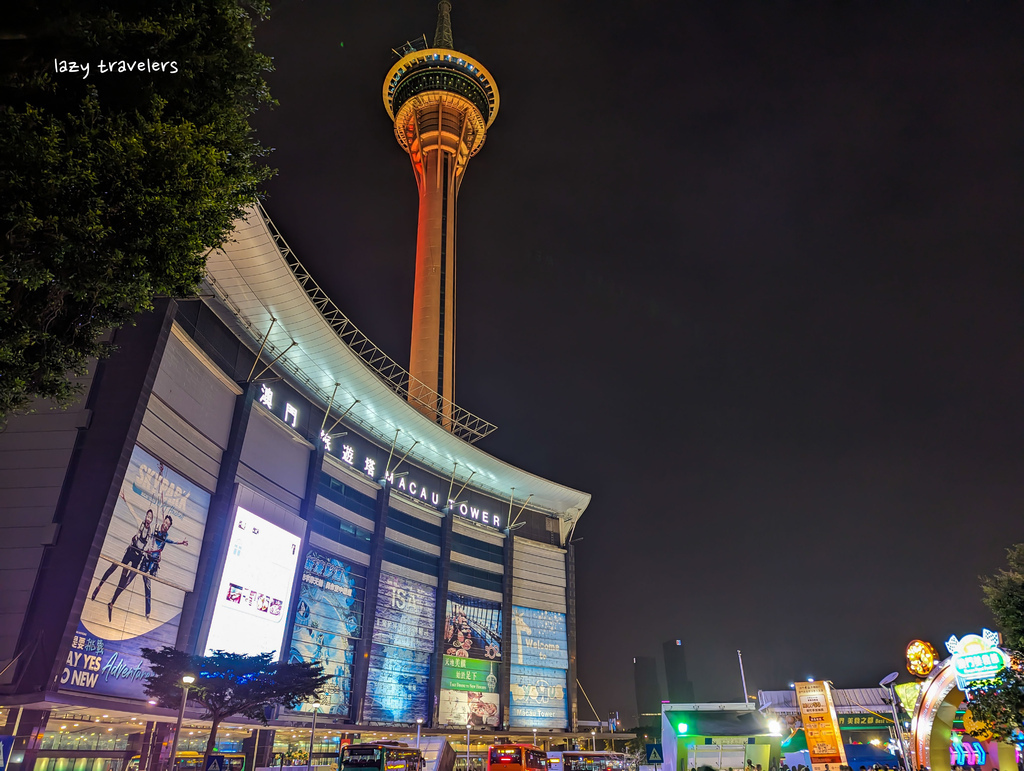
204,205,590,525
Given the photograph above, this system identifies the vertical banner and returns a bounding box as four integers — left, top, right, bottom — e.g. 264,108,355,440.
362,572,436,723
795,681,848,771
509,606,569,729
64,445,211,698
438,592,502,727
288,549,365,717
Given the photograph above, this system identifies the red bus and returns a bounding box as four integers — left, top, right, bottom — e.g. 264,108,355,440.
487,745,547,771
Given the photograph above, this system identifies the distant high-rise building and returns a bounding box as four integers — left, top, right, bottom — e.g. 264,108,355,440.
664,639,695,703
633,655,663,724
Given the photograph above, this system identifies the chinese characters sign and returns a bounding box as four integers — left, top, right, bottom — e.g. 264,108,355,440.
438,593,502,727
794,681,848,771
946,629,1008,690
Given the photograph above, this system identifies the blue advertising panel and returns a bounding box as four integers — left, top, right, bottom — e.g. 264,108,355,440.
362,572,436,723
288,549,365,716
62,445,211,699
439,592,502,727
510,606,568,669
509,664,569,728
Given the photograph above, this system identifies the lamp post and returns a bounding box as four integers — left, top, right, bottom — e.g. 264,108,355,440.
532,728,537,749
591,731,596,752
416,718,422,750
466,723,471,771
306,703,321,771
169,675,195,771
880,673,909,771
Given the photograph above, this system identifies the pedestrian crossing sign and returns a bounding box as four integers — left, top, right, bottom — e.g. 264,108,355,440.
645,744,663,764
206,755,225,771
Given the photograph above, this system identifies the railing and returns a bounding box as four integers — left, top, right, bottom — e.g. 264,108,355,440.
253,202,497,444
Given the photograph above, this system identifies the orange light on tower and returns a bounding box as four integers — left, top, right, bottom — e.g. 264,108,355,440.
383,2,499,427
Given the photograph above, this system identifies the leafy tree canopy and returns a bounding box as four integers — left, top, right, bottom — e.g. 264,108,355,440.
0,0,275,416
142,647,328,762
964,654,1024,744
981,544,1024,652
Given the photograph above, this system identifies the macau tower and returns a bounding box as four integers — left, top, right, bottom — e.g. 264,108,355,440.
383,1,499,426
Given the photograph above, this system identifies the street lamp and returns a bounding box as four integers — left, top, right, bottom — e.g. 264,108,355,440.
880,672,909,771
466,724,472,771
416,718,422,750
169,675,195,771
532,728,537,749
307,702,321,771
591,730,596,751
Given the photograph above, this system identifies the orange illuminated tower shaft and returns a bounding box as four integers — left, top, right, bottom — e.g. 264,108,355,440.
383,1,499,425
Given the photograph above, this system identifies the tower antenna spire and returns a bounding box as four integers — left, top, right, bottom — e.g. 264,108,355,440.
433,0,454,49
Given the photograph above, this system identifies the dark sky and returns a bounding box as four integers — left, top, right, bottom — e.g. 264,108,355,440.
250,1,1024,724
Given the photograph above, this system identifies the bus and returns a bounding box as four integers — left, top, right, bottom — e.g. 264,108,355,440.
340,742,424,771
546,752,628,771
126,752,246,771
486,745,547,771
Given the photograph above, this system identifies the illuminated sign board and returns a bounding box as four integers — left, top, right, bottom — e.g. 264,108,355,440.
794,680,848,771
205,507,301,657
511,606,568,668
64,445,211,698
254,380,506,530
509,665,568,729
950,740,986,767
362,573,436,723
438,593,503,726
946,629,1008,689
509,606,568,729
288,549,365,717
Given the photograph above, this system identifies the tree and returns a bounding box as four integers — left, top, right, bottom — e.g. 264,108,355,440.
963,654,1024,743
981,544,1024,651
142,647,329,767
0,0,275,416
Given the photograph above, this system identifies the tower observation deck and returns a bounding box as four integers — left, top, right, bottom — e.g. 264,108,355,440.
383,1,499,427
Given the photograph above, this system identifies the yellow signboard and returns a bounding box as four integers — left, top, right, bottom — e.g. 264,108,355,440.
795,681,848,771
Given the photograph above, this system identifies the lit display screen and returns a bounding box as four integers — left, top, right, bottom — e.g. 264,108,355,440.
205,507,301,657
509,665,569,728
288,549,365,716
66,445,211,699
362,572,435,723
510,606,568,728
438,592,502,726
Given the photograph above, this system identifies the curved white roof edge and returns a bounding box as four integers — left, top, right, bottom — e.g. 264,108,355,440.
203,205,591,525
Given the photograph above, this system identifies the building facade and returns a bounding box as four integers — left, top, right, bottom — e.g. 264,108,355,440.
0,205,588,769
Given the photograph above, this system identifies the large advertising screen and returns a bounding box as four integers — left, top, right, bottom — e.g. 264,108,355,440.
509,665,568,728
438,592,502,727
362,572,435,723
63,445,211,699
288,549,365,717
205,507,301,657
510,606,568,728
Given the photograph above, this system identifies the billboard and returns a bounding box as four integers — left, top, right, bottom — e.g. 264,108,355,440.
362,572,435,723
205,507,302,657
795,681,848,771
438,592,502,726
510,606,568,668
64,445,211,699
510,606,568,728
288,549,365,716
509,665,568,728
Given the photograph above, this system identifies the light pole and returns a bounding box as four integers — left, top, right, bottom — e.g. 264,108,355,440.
466,723,471,771
169,674,195,771
532,728,537,748
306,703,321,771
591,731,596,752
880,673,909,771
416,718,422,750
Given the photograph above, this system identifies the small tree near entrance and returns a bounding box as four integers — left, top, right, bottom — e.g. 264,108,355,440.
142,647,328,768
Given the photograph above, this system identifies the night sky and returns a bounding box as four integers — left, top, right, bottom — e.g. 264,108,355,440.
249,1,1024,724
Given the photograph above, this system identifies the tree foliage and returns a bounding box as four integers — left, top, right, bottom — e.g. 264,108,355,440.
964,654,1024,743
0,0,275,416
142,647,328,764
981,544,1024,652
